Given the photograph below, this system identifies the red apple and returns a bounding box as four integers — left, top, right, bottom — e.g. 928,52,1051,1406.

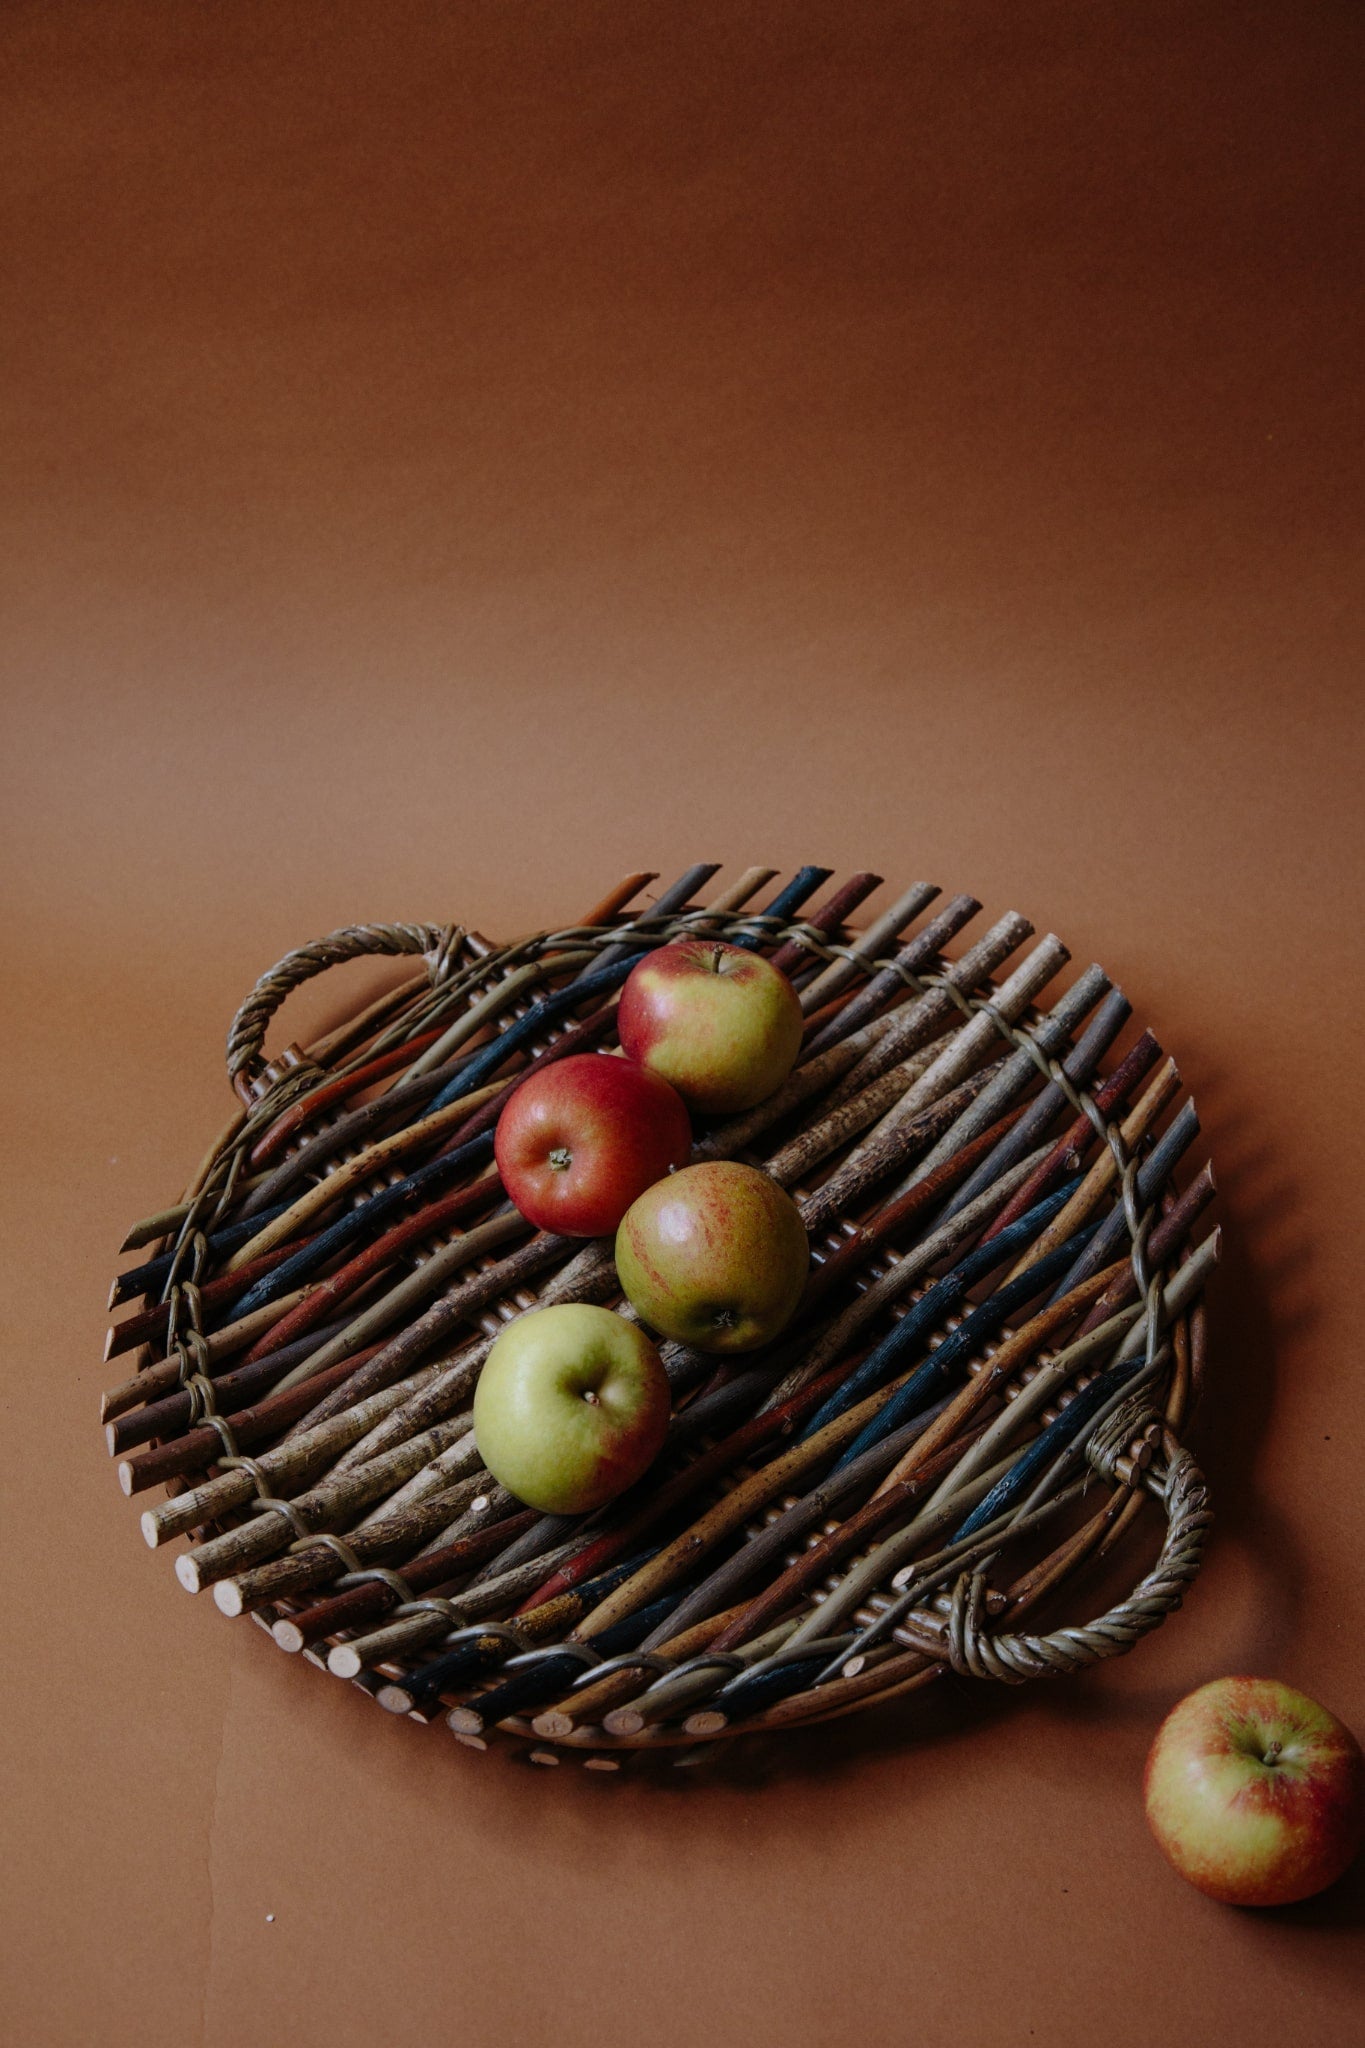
617,939,803,1114
1144,1676,1365,1906
494,1052,691,1237
473,1303,671,1514
615,1159,809,1352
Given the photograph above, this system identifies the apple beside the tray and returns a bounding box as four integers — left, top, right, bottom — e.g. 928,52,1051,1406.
1144,1675,1365,1906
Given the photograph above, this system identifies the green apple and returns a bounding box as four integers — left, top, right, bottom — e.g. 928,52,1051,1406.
472,1303,670,1515
615,1160,809,1352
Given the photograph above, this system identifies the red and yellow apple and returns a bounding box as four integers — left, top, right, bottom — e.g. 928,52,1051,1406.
1143,1675,1365,1905
494,1051,691,1237
472,1303,671,1514
615,1159,809,1352
617,939,803,1114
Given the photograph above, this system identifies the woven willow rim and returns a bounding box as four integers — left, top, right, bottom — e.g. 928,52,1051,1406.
101,867,1215,1769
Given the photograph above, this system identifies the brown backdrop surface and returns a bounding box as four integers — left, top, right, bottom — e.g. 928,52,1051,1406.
2,4,1363,2043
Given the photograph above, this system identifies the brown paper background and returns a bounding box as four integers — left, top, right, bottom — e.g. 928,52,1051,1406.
3,4,1363,2042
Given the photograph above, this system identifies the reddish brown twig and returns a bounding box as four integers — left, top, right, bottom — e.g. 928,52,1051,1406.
981,1029,1161,1240
766,872,884,977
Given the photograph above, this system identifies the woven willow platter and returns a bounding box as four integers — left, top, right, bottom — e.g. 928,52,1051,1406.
101,865,1215,1769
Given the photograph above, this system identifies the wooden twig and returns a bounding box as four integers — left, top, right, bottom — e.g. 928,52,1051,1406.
979,1030,1161,1240
801,893,980,1055
765,872,884,977
796,882,939,1014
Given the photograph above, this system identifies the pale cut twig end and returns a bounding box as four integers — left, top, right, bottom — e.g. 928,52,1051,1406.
603,1708,644,1736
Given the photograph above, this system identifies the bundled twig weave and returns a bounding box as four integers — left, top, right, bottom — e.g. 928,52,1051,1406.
101,865,1216,1768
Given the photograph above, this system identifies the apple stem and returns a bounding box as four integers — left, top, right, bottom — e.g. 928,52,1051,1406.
1264,1739,1282,1765
712,946,726,974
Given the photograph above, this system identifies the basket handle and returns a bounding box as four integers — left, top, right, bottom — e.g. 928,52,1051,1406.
226,921,461,1095
943,1434,1213,1684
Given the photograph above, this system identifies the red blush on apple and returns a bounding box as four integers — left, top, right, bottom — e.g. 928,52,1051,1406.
617,939,803,1114
494,1052,692,1237
1144,1675,1365,1906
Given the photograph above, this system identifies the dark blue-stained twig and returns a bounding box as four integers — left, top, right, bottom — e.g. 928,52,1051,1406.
700,1644,859,1724
228,1132,498,1319
797,1178,1084,1443
827,1217,1104,1474
1044,1099,1200,1305
727,866,834,950
112,1199,301,1304
949,1359,1142,1541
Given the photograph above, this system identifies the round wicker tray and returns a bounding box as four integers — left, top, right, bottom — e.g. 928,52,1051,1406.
101,865,1215,1768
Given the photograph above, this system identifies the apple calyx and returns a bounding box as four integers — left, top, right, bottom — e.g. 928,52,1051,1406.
548,1146,573,1171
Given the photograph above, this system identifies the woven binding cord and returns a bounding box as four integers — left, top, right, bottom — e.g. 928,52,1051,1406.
421,1620,531,1652
333,1565,418,1605
503,1642,599,1677
157,903,1207,1709
570,1647,673,1690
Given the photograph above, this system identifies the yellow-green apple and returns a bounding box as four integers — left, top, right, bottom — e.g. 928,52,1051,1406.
472,1303,671,1514
1143,1676,1365,1905
494,1052,691,1237
617,940,803,1113
615,1160,808,1352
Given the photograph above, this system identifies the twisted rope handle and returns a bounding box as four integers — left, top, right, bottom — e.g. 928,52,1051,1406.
225,921,462,1090
943,1432,1213,1684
